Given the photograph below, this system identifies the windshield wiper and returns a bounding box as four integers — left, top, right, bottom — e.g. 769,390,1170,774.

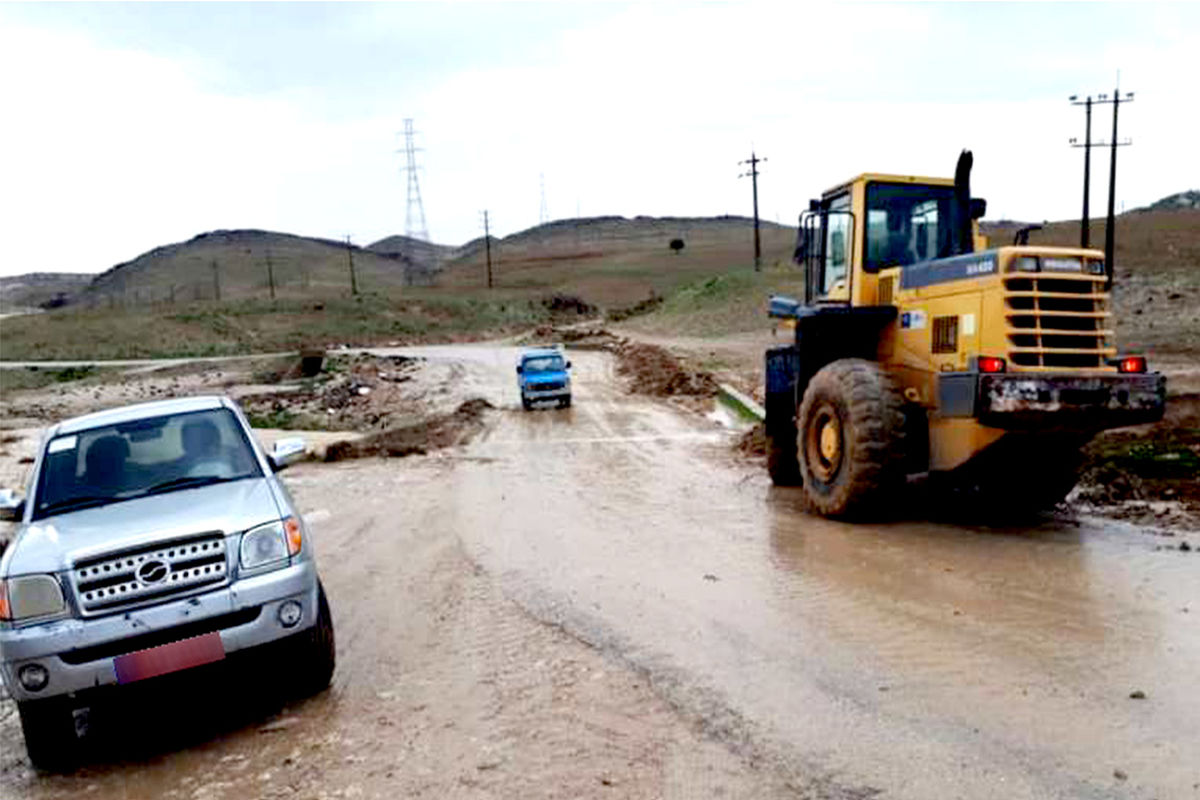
36,495,116,518
137,474,246,498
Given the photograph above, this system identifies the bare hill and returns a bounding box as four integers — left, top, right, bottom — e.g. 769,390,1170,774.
441,215,796,307
366,234,457,282
76,229,424,307
0,273,92,313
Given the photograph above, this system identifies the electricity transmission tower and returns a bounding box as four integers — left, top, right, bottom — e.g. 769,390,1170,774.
402,119,430,242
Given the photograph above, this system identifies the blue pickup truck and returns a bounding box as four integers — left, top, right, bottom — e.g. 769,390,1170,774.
516,348,572,410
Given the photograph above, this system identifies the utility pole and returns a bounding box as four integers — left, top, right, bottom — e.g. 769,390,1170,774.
482,210,494,289
1069,86,1132,273
265,247,276,300
345,235,358,295
1069,95,1094,247
211,260,221,302
739,151,766,271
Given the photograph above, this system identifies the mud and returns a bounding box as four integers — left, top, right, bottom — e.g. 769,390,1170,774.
1,345,1198,799
322,398,494,460
612,341,718,398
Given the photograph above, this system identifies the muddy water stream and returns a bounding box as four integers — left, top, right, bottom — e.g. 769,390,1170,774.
1,346,1196,799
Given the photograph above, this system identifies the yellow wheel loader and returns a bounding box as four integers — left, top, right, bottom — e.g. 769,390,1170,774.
765,151,1166,518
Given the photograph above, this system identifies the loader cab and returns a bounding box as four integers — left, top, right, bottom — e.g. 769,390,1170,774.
796,173,986,307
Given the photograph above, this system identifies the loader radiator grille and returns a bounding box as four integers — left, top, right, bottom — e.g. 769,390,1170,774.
1004,274,1114,369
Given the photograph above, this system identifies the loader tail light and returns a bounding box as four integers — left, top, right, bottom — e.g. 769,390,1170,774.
1118,356,1147,374
977,356,1007,374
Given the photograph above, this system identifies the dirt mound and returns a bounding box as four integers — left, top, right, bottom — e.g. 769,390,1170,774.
613,342,718,397
240,354,425,431
737,422,767,456
541,294,598,316
324,398,494,461
1070,392,1200,530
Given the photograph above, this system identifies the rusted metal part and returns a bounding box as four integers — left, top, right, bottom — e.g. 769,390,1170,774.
977,373,1165,431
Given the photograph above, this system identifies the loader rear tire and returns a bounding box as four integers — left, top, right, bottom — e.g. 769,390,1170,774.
766,424,802,486
798,359,906,518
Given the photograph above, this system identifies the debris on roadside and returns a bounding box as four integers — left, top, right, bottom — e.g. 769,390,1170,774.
736,422,767,456
323,399,494,461
612,341,718,398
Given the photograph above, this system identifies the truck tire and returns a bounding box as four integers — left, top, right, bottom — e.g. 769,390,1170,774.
17,697,77,772
292,582,336,698
558,395,572,409
765,345,802,486
797,359,906,518
766,423,802,486
521,395,533,411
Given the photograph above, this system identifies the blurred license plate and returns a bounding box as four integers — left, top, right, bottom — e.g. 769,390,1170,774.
114,632,225,684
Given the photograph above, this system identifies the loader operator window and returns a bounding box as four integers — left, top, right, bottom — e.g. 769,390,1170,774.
864,182,957,272
822,194,851,295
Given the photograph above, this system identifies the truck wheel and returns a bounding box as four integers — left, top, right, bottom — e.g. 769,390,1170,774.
292,582,336,697
797,359,906,518
558,395,572,409
521,396,533,411
17,697,78,772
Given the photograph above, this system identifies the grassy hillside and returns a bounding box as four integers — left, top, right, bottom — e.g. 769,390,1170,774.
0,273,93,313
440,216,797,307
77,229,420,307
0,292,558,360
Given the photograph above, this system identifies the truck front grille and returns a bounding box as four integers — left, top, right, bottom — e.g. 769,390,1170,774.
531,381,565,392
1004,274,1114,370
71,532,230,616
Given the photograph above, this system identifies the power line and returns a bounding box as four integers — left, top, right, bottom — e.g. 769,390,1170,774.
401,119,430,243
738,151,767,271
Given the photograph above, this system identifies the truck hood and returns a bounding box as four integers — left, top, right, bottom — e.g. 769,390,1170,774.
3,478,282,576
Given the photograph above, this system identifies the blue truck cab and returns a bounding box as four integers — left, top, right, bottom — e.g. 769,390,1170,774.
516,347,572,410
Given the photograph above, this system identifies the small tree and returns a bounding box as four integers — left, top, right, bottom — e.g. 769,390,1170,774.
669,238,685,255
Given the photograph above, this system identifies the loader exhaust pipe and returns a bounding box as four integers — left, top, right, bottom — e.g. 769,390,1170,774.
953,150,974,256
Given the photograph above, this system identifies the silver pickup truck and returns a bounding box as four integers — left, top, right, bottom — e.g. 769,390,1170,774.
0,395,335,770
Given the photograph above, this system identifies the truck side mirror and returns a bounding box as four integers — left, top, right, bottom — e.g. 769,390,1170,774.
970,198,987,220
0,488,24,522
565,361,572,369
516,365,523,374
269,438,307,472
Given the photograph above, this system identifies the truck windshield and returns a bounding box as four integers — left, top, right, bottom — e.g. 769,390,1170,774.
32,408,262,520
865,182,958,271
523,356,565,372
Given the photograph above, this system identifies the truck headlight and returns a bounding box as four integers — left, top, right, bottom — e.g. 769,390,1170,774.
1011,256,1039,272
240,520,291,570
0,575,66,622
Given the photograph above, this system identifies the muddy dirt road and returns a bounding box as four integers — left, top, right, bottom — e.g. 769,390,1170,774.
2,346,1198,799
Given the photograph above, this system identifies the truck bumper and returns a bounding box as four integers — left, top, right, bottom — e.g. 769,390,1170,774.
939,372,1166,431
0,560,319,703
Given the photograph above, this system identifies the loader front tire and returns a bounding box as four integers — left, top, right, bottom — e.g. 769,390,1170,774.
798,359,905,518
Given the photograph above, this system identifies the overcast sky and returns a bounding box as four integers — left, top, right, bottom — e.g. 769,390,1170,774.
1,2,1196,277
